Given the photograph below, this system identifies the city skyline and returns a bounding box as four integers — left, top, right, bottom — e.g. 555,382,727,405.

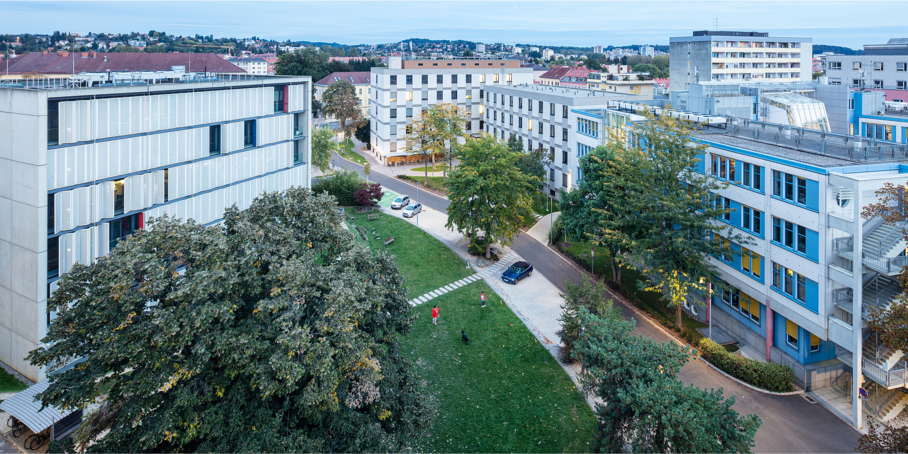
4,1,906,49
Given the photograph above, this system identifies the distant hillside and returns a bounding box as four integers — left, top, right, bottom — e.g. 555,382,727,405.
814,44,862,55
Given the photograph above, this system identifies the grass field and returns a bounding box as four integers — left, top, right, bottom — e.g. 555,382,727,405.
401,281,596,453
398,175,449,193
0,369,27,394
337,138,368,166
347,208,597,452
346,209,472,296
409,164,452,173
560,240,708,341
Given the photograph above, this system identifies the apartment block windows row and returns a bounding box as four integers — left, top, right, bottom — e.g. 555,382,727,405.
578,118,599,138
771,262,817,312
716,282,761,325
577,143,593,158
772,170,812,208
771,217,816,259
714,233,764,282
741,205,762,235
741,162,762,191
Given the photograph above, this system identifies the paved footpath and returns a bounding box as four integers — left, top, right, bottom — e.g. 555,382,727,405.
335,149,861,453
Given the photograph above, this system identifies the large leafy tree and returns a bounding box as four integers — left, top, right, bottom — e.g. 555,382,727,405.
310,126,336,172
28,188,431,453
858,416,908,453
619,112,743,328
574,308,761,453
321,80,363,144
404,103,468,185
354,119,370,148
556,278,620,361
446,134,535,259
274,46,330,85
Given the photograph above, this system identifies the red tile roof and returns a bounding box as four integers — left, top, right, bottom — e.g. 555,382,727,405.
653,78,669,88
2,52,244,75
562,68,593,81
539,66,573,80
315,71,371,86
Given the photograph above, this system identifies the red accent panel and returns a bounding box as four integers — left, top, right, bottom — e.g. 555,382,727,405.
283,85,290,113
138,212,144,230
765,302,773,362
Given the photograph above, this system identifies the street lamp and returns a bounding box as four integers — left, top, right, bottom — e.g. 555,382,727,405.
415,182,421,226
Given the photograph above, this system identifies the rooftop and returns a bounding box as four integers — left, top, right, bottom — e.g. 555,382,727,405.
485,83,645,100
0,51,244,75
315,71,371,86
612,101,908,167
0,72,305,92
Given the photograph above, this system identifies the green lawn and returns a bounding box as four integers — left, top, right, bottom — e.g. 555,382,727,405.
401,281,596,453
0,369,27,394
347,207,597,452
346,209,472,296
560,240,707,342
398,175,449,193
409,164,452,173
337,138,368,166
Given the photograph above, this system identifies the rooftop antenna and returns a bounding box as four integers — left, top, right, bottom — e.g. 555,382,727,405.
715,16,719,31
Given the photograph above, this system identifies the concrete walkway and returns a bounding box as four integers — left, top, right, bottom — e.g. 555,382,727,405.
526,212,560,245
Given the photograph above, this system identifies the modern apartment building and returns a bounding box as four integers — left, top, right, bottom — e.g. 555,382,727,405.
824,38,908,102
226,57,270,75
314,72,371,120
480,84,647,199
0,74,311,381
617,101,908,428
587,72,654,97
670,31,813,92
369,57,533,165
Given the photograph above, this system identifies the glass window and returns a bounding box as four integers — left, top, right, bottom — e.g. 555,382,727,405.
784,268,794,295
711,155,718,176
753,166,762,190
538,101,543,113
406,108,413,117
786,319,798,348
437,75,443,83
114,179,125,216
811,334,821,352
743,162,751,186
719,156,726,179
209,125,221,155
773,262,781,288
784,221,794,248
466,74,472,83
743,206,751,230
731,289,740,310
164,169,169,202
562,128,568,141
243,120,255,149
797,178,807,204
728,158,736,181
47,236,59,278
110,213,141,252
753,210,762,234
47,100,60,145
784,174,794,200
452,74,458,83
47,194,55,234
797,274,806,302
723,198,731,221
773,217,782,242
273,86,285,113
422,90,428,100
451,90,458,100
437,91,443,100
390,75,397,85
772,170,782,196
390,109,397,119
293,141,304,164
797,225,807,253
406,75,413,84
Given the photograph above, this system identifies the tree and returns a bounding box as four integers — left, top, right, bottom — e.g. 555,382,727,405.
322,80,363,144
354,119,371,148
584,57,602,70
462,49,473,57
446,135,535,259
275,46,330,84
310,127,336,172
515,144,551,188
527,50,543,59
353,182,384,207
574,309,761,453
28,187,431,453
857,416,908,453
311,99,323,118
404,103,468,185
556,278,620,361
617,111,745,328
327,60,354,73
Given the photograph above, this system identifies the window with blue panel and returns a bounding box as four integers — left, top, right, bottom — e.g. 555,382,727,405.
710,153,763,193
771,170,818,211
695,151,707,174
713,281,764,335
771,262,818,313
771,216,818,262
577,117,599,138
714,234,764,283
713,193,762,237
577,143,593,158
773,314,836,364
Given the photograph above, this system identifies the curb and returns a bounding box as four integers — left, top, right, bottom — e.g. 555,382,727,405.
543,242,807,397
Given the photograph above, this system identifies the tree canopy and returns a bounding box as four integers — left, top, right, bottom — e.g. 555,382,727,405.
404,103,468,185
29,187,431,452
446,134,536,258
321,80,364,142
310,126,336,172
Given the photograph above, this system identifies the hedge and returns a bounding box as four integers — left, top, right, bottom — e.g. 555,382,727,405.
312,171,361,206
699,338,795,392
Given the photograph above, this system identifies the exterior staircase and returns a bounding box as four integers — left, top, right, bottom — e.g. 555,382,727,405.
864,382,908,422
835,219,908,274
863,332,905,372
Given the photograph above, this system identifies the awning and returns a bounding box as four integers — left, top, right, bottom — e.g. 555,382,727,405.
0,360,84,435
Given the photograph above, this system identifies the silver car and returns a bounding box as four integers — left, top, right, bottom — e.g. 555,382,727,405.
391,195,410,209
402,203,422,218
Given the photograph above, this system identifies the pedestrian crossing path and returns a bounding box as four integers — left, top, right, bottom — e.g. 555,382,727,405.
407,251,523,306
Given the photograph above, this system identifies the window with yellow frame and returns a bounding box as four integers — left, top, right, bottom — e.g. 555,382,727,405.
786,319,798,349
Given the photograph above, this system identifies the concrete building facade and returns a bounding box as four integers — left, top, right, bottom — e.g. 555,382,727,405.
0,74,311,381
369,57,533,165
480,84,646,199
825,38,908,102
314,72,372,120
670,31,813,92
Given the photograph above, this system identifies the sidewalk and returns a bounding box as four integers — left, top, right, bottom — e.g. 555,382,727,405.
526,212,560,244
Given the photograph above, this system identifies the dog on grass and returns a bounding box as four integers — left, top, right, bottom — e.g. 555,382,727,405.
461,330,469,345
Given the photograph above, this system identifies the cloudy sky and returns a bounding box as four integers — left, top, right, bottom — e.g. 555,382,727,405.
5,1,906,49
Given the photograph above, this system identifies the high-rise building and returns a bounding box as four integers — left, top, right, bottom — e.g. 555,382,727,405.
593,45,603,54
669,31,813,92
368,57,533,165
0,74,311,381
824,38,908,101
475,43,486,53
639,45,655,58
542,48,554,60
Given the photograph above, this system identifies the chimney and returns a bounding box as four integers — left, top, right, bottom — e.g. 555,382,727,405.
59,50,69,57
43,50,48,56
81,52,88,58
90,51,97,58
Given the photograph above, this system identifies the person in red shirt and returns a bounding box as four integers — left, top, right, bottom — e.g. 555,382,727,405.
481,292,486,308
432,305,439,325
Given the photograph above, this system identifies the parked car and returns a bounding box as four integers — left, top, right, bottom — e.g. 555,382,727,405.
402,203,422,218
391,195,410,209
502,261,533,284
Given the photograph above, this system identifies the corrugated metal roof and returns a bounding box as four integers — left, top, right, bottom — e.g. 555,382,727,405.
0,380,76,434
3,52,245,74
314,71,371,86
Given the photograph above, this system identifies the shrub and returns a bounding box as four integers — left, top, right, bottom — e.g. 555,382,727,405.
699,338,794,392
467,236,498,260
355,225,368,241
312,171,361,206
550,216,564,244
353,182,384,207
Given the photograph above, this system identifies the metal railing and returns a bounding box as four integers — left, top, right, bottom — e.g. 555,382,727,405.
834,237,854,254
833,236,908,274
833,287,854,304
837,340,908,389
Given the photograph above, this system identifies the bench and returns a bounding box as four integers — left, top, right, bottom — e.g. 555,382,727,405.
368,214,379,221
384,236,395,246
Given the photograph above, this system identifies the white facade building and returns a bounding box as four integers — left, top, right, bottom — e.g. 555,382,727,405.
227,57,270,75
639,46,655,58
824,38,908,97
0,74,311,381
542,49,554,60
670,31,813,92
369,57,534,165
480,84,646,199
475,44,486,53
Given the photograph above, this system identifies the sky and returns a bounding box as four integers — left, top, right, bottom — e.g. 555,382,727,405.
4,1,907,49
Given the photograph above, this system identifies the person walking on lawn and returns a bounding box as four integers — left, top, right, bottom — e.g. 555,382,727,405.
432,305,439,325
481,292,486,308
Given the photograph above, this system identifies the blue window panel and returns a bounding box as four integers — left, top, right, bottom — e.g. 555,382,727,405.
805,228,819,262
804,278,819,313
712,294,766,336
773,313,802,361
696,152,707,174
903,127,907,144
728,200,742,228
803,333,837,364
861,123,867,137
805,179,820,211
733,159,741,184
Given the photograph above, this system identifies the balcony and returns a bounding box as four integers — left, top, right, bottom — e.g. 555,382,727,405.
833,233,908,275
837,339,908,389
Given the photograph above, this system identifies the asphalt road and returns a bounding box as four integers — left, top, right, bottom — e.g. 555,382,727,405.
332,154,861,453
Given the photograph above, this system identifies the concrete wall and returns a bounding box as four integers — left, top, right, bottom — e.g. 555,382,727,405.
825,54,908,89
813,83,852,135
0,88,49,382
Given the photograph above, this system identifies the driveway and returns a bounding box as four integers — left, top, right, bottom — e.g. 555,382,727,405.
332,152,860,453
